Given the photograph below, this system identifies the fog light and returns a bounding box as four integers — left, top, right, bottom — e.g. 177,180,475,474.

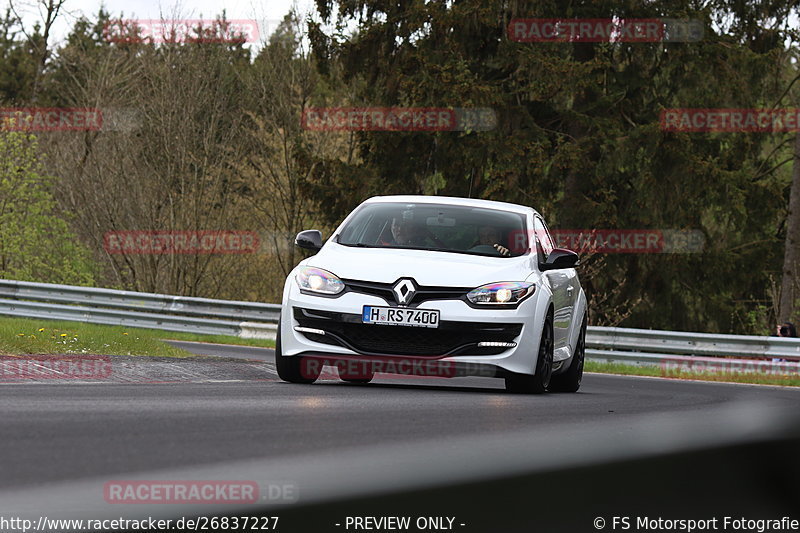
295,326,326,336
477,341,517,348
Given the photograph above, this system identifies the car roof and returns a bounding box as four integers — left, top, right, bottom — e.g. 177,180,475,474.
363,195,538,217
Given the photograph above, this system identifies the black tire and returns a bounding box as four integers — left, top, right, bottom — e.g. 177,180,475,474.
549,315,587,393
505,312,553,394
275,320,320,384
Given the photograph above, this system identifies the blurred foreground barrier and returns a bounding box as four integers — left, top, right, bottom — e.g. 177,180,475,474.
2,403,797,530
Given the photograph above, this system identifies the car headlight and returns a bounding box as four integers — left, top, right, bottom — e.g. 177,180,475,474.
295,266,345,295
467,282,535,305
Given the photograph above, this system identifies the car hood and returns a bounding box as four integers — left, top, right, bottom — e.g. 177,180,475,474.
305,243,535,287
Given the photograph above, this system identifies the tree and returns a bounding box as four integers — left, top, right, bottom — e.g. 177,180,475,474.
0,6,38,103
46,13,257,296
232,12,356,280
770,45,800,324
0,127,95,284
8,0,68,102
306,0,797,332
779,132,800,323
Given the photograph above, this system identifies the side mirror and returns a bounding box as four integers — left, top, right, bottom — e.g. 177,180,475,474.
295,230,323,252
540,248,580,271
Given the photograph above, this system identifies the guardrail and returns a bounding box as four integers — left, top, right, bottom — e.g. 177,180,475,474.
2,279,800,367
0,279,279,339
586,326,800,370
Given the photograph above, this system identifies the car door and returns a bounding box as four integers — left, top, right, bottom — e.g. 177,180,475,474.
534,216,576,355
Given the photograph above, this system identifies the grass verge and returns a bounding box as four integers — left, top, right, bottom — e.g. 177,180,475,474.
0,317,272,358
586,360,800,387
158,331,274,349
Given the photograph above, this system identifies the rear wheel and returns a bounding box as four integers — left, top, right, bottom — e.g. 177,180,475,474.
549,315,587,393
275,320,320,384
505,313,553,394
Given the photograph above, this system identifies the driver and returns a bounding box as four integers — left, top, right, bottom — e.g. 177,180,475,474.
477,226,511,256
382,217,427,246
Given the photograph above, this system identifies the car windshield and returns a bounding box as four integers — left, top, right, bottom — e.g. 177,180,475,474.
336,202,529,257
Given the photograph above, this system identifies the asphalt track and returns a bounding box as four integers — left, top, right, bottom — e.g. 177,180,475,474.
1,341,799,531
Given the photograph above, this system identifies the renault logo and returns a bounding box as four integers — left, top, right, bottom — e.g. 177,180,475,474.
392,279,417,306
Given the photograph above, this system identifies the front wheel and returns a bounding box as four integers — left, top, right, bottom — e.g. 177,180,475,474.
505,313,553,394
275,320,320,384
549,315,587,393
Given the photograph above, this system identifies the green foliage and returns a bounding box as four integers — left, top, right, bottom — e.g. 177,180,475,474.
1,1,799,333
0,130,96,284
0,8,40,103
305,0,799,333
585,359,800,387
0,317,194,357
0,316,273,356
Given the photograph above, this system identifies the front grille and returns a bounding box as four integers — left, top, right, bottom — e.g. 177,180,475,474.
343,279,469,306
294,307,522,356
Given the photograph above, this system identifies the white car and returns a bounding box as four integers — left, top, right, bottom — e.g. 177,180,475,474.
276,195,588,393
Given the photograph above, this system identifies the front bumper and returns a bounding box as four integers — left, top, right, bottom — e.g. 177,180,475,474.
281,281,543,376
293,307,522,356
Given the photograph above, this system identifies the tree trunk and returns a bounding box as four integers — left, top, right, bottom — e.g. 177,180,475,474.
779,132,800,322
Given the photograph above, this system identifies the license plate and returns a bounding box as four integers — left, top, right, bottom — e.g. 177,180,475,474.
362,306,440,328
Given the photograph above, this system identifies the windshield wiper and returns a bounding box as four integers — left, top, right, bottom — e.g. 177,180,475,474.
338,242,375,248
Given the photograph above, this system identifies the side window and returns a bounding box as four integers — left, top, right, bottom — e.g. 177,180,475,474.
534,217,554,259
